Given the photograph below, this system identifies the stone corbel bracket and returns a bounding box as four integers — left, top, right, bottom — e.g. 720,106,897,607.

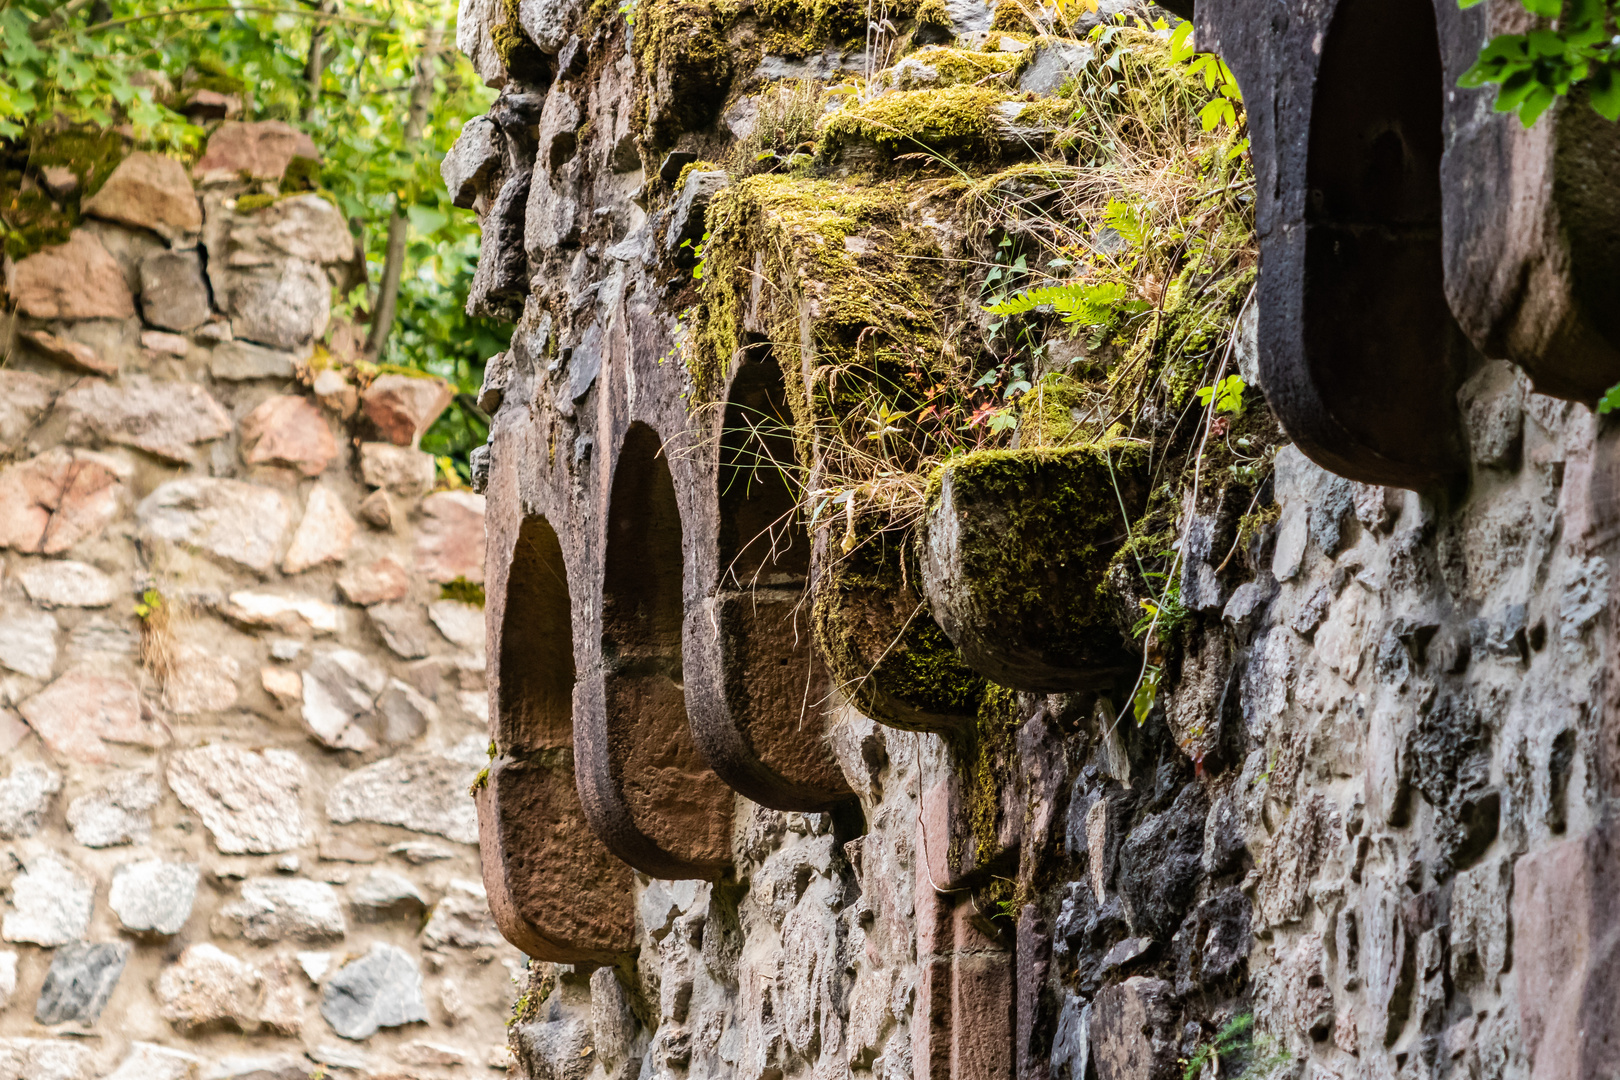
1199,0,1620,491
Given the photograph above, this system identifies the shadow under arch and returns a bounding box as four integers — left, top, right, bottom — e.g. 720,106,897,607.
687,349,855,811
476,512,634,963
1270,0,1467,490
578,421,735,879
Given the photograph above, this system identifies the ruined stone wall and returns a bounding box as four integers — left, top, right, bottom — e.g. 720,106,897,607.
449,0,1620,1077
0,128,521,1078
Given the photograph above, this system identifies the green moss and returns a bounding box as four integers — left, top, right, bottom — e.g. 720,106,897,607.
233,193,279,213
188,57,247,96
879,46,1022,90
440,577,488,606
914,0,951,32
493,0,549,81
967,683,1021,865
468,767,491,795
989,1,1036,33
1,127,131,259
673,159,725,191
633,0,736,149
817,85,1049,163
755,0,877,53
282,154,321,192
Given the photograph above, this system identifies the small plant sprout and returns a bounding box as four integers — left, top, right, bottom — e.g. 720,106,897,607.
1197,373,1247,418
680,231,711,280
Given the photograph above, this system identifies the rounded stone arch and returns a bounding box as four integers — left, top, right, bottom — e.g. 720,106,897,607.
476,512,634,963
1277,0,1467,489
577,421,735,879
686,349,856,811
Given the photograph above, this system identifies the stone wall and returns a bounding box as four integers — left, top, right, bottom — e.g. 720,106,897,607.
0,126,519,1078
447,0,1620,1079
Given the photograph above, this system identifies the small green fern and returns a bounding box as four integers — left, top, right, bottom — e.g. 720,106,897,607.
982,281,1137,325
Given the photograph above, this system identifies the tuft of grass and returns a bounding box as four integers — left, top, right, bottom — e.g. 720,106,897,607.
440,577,486,606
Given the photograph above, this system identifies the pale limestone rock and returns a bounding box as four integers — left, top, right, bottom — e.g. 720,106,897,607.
239,396,338,478
137,478,290,573
0,448,128,556
67,767,160,847
215,878,346,943
0,760,60,839
166,745,311,854
350,869,427,922
367,601,439,659
20,671,157,764
0,369,58,453
19,329,114,376
109,860,200,935
157,943,303,1035
18,561,117,609
428,599,486,651
281,484,355,573
1,852,93,946
0,952,15,1011
58,376,233,463
0,608,58,680
209,340,304,381
0,1037,94,1080
300,648,387,751
337,556,409,605
423,879,504,948
325,741,483,844
163,642,242,714
261,666,302,708
102,1042,203,1080
222,591,340,635
360,442,437,495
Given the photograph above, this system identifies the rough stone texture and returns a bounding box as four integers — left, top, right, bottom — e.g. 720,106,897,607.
319,943,428,1040
109,860,200,935
239,396,338,477
0,448,127,555
19,329,116,377
193,121,319,181
5,230,135,320
337,556,409,605
360,442,437,495
210,340,303,381
34,942,130,1025
301,647,388,749
350,870,427,922
1,852,93,946
102,1043,203,1080
20,671,156,763
280,484,354,573
137,478,290,572
140,249,213,332
422,879,504,948
82,152,202,242
0,607,58,679
361,373,456,446
166,746,312,854
19,561,117,608
59,376,232,463
67,768,160,847
414,491,486,583
157,944,302,1035
0,1038,94,1080
215,878,346,943
326,741,482,844
0,760,60,838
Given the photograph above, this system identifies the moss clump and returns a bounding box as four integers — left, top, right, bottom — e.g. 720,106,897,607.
989,0,1037,33
966,683,1021,868
1,126,130,259
914,0,952,33
877,46,1022,91
233,193,279,213
633,0,736,148
755,0,878,54
441,576,488,606
492,0,549,81
817,85,1050,163
282,154,321,192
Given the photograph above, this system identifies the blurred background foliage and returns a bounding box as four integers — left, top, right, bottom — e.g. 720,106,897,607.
0,0,506,476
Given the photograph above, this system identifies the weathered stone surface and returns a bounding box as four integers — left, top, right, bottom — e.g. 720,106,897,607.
157,943,302,1034
166,745,312,854
20,671,156,763
194,121,319,180
338,556,409,605
360,442,437,495
312,368,359,416
0,952,14,1011
216,878,346,943
239,396,338,477
301,647,388,749
222,591,340,635
422,879,504,948
261,665,302,708
351,870,427,922
0,608,58,679
0,760,60,839
198,1054,310,1080
19,330,115,377
0,449,127,555
19,561,117,608
67,768,160,847
0,369,56,456
358,488,394,529
444,116,504,208
34,941,130,1025
82,152,202,241
60,376,231,463
376,678,437,743
103,1043,203,1080
0,1038,94,1080
142,329,190,355
5,230,135,319
428,599,486,651
109,859,199,935
368,601,439,659
139,248,213,332
320,943,428,1040
326,741,482,844
415,491,486,584
137,479,290,572
164,642,242,714
1089,977,1179,1080
363,373,455,446
1,852,93,946
224,258,332,352
209,340,304,381
281,485,354,573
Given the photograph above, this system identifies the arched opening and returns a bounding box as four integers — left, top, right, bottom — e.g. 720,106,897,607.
479,514,633,963
1301,0,1464,487
601,422,733,876
702,351,853,809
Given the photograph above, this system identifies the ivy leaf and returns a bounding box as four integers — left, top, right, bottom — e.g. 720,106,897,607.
1590,66,1620,121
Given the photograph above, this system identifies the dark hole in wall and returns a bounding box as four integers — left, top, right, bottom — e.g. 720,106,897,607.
1303,0,1464,486
603,422,733,871
718,346,809,586
1548,728,1576,834
499,515,575,752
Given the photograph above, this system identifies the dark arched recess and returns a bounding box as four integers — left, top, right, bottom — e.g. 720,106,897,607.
477,514,634,962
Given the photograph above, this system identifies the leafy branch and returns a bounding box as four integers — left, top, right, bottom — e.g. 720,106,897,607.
1459,0,1620,124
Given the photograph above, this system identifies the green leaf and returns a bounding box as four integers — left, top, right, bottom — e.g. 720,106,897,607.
1521,0,1562,17
1590,65,1620,120
1519,83,1557,124
1599,380,1620,414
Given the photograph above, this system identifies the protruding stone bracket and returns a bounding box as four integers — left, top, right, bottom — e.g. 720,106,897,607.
479,509,634,962
686,353,856,811
576,421,735,880
1201,0,1620,490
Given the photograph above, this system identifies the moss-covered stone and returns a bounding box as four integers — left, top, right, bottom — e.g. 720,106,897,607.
633,0,736,149
0,127,130,259
816,85,1064,164
493,0,549,81
919,442,1147,692
988,1,1037,33
875,46,1022,92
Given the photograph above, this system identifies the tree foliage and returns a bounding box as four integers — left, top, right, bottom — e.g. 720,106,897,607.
0,0,506,473
1460,0,1620,124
